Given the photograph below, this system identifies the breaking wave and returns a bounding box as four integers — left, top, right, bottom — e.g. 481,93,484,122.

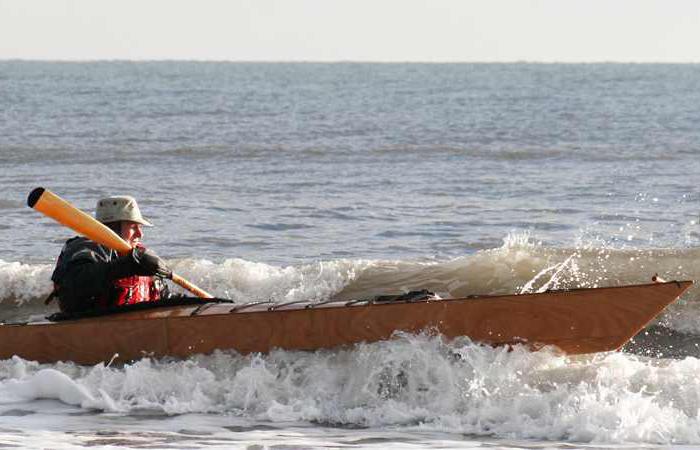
3,333,700,444
2,233,699,331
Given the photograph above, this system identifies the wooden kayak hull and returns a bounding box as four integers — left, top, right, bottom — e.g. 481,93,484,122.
0,281,692,365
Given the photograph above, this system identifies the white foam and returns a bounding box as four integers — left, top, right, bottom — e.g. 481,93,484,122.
169,257,371,302
5,335,700,444
0,367,96,407
0,259,53,305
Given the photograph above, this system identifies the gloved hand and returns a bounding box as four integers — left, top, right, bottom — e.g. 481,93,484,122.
106,247,172,280
131,247,173,279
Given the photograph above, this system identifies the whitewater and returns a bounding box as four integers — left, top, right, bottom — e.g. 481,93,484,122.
3,236,700,448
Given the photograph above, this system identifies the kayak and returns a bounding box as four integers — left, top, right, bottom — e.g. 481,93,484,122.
0,280,692,365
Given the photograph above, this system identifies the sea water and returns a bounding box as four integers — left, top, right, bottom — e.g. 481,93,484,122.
1,62,700,448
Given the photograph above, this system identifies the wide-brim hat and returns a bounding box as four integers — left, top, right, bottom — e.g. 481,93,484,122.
95,195,153,226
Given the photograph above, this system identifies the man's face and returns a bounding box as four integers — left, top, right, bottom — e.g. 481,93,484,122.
120,221,144,246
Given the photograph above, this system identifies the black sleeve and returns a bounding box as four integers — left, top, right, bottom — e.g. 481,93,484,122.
52,238,114,312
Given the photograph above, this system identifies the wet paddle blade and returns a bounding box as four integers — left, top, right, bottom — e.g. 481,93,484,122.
28,187,131,253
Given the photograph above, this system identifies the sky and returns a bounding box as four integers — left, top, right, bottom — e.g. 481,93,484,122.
1,0,699,62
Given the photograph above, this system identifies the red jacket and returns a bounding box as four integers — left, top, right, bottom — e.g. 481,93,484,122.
112,274,166,307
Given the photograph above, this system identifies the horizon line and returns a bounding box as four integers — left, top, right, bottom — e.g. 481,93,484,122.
2,58,700,65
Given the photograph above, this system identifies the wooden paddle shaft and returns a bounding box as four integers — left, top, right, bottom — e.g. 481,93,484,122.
171,274,212,299
28,187,213,299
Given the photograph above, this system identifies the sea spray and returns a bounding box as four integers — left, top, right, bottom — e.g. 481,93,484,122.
5,336,700,443
0,259,53,306
168,257,369,302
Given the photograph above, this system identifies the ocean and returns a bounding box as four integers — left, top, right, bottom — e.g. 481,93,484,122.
1,61,700,448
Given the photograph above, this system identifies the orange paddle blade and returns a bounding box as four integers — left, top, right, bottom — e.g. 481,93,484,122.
28,187,131,254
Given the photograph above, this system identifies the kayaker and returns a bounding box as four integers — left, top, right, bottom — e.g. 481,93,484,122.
49,196,172,314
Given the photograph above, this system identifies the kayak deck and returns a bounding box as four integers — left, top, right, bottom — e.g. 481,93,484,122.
0,281,692,365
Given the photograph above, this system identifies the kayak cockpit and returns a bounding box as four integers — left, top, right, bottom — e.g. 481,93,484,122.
45,289,439,322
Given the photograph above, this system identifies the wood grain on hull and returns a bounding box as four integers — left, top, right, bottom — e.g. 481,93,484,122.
0,281,691,364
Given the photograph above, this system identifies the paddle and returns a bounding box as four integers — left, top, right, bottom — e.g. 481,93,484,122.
27,187,213,299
